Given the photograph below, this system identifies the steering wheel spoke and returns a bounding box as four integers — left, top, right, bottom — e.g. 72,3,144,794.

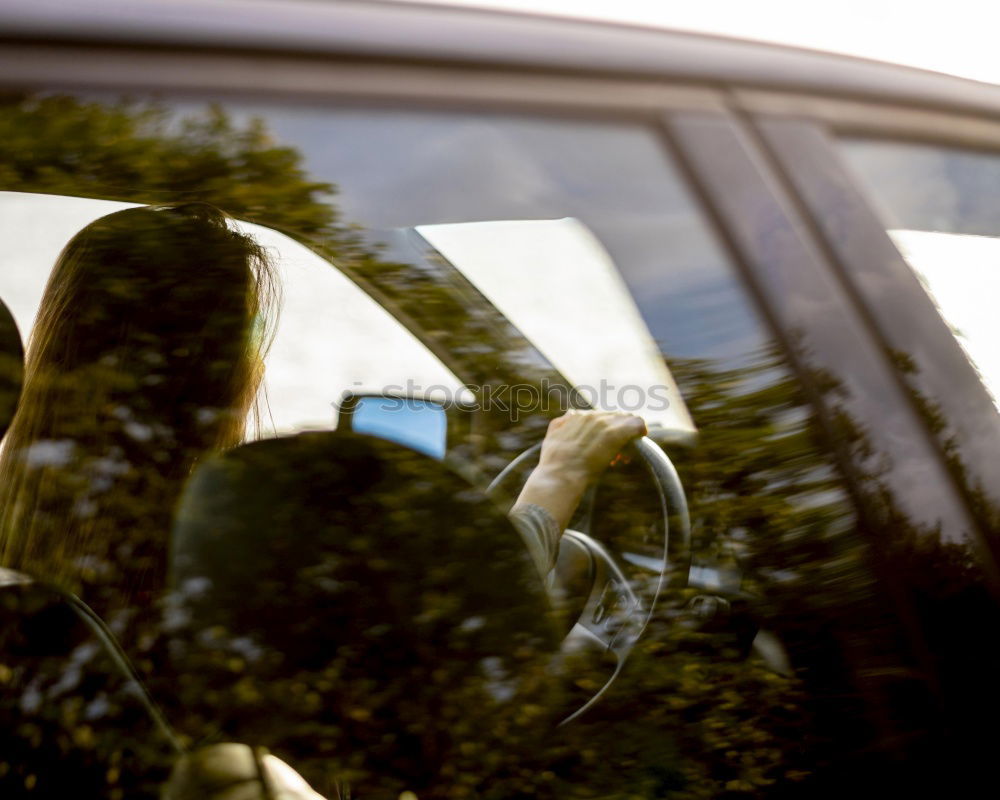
565,530,643,653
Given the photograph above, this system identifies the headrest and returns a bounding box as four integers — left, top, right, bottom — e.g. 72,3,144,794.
167,431,560,791
170,430,556,660
0,296,24,440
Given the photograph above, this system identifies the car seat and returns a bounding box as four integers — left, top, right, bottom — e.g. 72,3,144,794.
167,430,562,796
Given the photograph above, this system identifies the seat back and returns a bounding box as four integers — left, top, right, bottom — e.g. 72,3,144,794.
167,430,561,795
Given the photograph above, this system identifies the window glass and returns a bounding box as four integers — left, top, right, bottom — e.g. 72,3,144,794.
0,94,961,798
839,139,1000,407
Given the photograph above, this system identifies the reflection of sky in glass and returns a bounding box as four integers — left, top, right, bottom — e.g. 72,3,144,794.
840,139,1000,408
253,107,767,365
840,139,1000,235
3,107,774,446
890,229,1000,409
416,218,695,435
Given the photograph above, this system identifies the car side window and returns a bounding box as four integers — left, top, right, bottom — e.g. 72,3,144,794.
0,93,978,798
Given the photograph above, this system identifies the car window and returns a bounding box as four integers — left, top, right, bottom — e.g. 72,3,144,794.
0,93,976,798
838,139,1000,407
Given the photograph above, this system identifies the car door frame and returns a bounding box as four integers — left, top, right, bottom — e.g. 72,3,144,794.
737,91,1000,563
1,32,996,748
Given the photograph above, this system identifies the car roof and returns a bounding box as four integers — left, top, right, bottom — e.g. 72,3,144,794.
3,0,1000,118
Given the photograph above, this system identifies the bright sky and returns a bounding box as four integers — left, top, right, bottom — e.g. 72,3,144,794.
889,230,1000,409
394,0,1000,86
418,218,695,436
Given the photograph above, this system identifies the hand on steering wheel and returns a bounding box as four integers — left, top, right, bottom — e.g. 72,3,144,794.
515,410,648,533
488,410,691,723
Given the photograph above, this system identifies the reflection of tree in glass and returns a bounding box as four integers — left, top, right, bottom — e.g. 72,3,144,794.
338,239,579,472
532,341,997,798
640,344,997,797
0,93,577,465
0,577,176,798
0,96,305,799
0,94,340,242
878,348,1000,788
1,92,997,799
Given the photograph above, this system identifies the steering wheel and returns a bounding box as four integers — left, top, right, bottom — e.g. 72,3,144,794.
486,435,691,722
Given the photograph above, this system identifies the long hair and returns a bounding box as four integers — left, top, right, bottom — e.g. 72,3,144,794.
0,203,278,618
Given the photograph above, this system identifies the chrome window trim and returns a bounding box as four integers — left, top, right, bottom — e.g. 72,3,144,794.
0,43,727,118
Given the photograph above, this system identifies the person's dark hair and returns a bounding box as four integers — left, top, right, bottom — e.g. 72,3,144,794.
0,295,23,441
0,203,277,617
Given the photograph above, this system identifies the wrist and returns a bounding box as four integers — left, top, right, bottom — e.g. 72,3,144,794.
514,463,591,534
530,462,590,494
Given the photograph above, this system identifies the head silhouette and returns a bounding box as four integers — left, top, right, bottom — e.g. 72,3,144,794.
0,203,277,617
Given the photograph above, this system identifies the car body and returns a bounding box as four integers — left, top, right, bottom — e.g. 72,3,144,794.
2,1,1000,797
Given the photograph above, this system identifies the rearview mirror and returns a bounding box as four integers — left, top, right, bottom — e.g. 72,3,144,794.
337,392,450,459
